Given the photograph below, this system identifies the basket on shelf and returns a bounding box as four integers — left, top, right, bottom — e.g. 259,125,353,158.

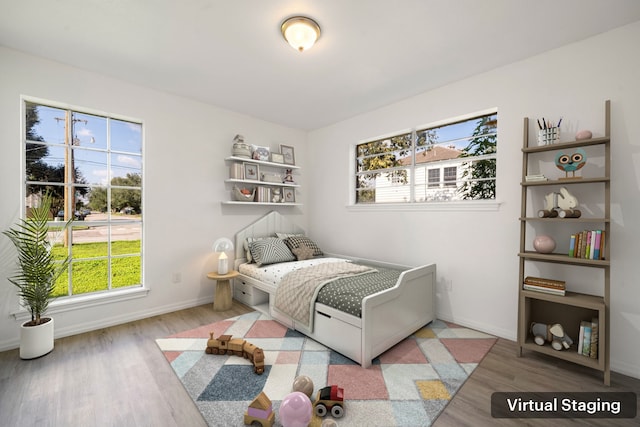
233,186,255,202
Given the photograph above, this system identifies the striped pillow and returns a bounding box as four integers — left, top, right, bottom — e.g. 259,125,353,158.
244,236,268,263
249,238,296,266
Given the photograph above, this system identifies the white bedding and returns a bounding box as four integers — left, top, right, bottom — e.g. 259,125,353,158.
238,257,349,286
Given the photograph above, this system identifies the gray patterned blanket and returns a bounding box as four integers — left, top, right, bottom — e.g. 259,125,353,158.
273,262,376,330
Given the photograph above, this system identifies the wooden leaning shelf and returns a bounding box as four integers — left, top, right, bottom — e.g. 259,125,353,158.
517,101,611,385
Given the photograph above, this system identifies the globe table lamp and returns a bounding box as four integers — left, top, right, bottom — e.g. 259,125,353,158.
212,237,234,275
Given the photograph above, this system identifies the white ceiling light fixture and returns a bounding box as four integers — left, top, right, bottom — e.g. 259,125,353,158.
281,16,321,52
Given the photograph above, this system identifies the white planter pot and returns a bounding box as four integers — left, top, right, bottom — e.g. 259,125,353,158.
20,317,54,359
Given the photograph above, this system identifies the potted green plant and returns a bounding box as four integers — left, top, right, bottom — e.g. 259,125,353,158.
3,193,71,359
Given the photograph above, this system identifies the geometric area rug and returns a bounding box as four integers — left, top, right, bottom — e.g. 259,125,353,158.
156,311,496,427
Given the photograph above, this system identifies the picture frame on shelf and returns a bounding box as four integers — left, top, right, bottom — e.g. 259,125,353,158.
243,162,259,181
280,144,295,165
252,145,270,161
283,187,295,203
271,152,284,164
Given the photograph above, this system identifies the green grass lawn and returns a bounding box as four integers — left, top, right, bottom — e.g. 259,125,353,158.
51,240,141,297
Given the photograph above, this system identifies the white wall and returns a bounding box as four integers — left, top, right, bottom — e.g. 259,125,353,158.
0,46,307,351
307,21,640,379
1,21,638,380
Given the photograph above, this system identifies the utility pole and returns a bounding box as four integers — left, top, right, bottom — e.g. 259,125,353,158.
55,112,88,246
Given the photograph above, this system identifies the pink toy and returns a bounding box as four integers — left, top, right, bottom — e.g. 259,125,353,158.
279,392,312,427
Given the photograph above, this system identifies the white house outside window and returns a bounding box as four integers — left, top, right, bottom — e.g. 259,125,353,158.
355,111,497,204
23,99,143,299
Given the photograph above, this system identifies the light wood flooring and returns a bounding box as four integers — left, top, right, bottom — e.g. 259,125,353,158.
0,302,637,426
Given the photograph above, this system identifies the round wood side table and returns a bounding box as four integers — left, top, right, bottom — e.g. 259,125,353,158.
207,270,239,311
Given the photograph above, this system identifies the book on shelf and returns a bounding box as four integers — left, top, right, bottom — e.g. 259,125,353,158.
523,284,566,296
523,276,566,289
590,317,599,359
568,229,606,260
577,320,591,356
581,320,592,356
593,230,602,260
568,234,576,257
579,230,588,258
525,174,548,182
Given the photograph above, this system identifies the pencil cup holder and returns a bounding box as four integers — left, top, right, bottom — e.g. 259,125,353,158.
538,127,560,145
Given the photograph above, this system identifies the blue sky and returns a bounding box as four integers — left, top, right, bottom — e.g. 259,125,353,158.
28,103,142,186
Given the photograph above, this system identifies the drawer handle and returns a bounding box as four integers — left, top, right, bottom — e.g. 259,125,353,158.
317,311,331,319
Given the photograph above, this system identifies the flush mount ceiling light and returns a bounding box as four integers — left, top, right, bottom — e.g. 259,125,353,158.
281,16,321,52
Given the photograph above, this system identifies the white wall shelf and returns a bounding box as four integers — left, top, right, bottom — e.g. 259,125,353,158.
223,154,301,206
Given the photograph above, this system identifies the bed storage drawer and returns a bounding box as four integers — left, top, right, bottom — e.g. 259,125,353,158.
313,307,362,363
233,279,268,306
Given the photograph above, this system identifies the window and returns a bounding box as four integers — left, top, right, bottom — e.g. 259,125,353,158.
443,166,457,187
355,111,497,204
427,168,440,188
23,99,143,299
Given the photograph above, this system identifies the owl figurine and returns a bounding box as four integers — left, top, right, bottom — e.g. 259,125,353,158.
555,148,587,178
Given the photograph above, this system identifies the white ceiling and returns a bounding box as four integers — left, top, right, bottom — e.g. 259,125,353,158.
2,1,640,130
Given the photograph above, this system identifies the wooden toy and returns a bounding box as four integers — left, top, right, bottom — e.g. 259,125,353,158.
313,385,345,418
538,187,581,219
555,148,587,179
205,333,265,374
531,322,574,351
244,391,275,427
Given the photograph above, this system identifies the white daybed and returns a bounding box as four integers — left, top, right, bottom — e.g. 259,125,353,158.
233,211,436,368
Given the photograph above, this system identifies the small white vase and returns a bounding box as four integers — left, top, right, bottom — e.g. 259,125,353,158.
20,317,54,359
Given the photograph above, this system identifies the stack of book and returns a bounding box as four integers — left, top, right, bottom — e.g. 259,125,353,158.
568,229,605,260
525,174,548,182
522,276,566,296
577,318,599,358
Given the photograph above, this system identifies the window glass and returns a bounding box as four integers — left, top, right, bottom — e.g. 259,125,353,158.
355,112,497,204
24,100,143,298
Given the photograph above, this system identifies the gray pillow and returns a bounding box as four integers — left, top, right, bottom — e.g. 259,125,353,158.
249,238,296,266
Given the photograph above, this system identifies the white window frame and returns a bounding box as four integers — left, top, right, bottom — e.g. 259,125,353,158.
14,96,148,319
349,108,501,212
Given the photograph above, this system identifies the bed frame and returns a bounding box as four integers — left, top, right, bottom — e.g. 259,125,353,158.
233,211,436,368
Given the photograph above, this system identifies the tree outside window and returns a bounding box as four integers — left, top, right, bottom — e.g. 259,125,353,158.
355,112,497,204
23,100,143,297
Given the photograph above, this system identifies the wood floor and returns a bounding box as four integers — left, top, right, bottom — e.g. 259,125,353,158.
0,302,637,426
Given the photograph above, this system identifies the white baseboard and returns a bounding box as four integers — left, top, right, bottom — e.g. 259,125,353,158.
610,360,640,380
436,311,516,341
0,295,213,353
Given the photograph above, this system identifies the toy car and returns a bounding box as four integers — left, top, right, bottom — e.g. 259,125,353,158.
313,385,344,418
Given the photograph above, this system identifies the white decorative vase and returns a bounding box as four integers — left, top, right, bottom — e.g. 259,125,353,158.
20,317,54,359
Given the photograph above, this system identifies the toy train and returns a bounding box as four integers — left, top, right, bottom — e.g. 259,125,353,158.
205,333,265,374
